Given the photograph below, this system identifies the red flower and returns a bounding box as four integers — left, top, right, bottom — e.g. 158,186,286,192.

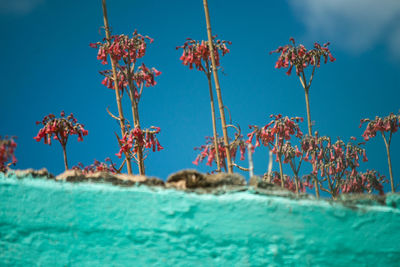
152,68,162,76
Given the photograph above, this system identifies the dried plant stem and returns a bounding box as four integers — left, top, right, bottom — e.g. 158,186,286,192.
206,70,221,172
267,150,273,177
382,133,395,192
62,144,68,170
130,91,145,175
289,161,300,194
248,143,254,178
299,72,320,198
304,89,312,137
101,0,132,174
203,0,233,173
278,156,284,188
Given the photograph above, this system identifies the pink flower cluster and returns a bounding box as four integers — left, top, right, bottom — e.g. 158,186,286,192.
72,158,116,174
360,113,400,141
34,111,88,146
90,30,153,65
270,38,336,76
192,136,246,170
247,114,303,148
116,127,163,159
0,136,17,173
341,170,386,195
91,31,161,94
100,64,161,93
176,37,231,72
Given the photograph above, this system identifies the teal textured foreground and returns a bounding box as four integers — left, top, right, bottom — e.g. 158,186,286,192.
1,174,400,266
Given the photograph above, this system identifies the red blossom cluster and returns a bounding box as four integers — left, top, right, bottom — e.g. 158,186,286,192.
247,114,303,148
116,126,163,159
72,158,116,174
90,30,153,65
176,37,231,72
34,111,88,146
91,31,161,96
99,64,161,93
270,38,336,76
0,136,17,173
360,113,400,141
192,135,247,171
341,170,386,195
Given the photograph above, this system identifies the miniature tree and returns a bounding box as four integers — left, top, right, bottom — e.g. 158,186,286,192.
34,111,88,170
247,114,303,188
91,26,162,175
360,113,400,192
177,37,231,172
0,136,17,173
301,134,385,199
270,38,335,197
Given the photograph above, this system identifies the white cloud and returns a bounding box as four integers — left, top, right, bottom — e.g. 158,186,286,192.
288,0,400,58
0,0,44,15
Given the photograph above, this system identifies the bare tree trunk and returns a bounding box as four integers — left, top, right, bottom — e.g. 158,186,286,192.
62,144,69,171
382,133,395,192
304,87,319,198
203,0,233,173
206,72,221,172
101,0,132,174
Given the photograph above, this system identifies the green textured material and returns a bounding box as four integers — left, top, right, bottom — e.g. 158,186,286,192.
1,174,400,266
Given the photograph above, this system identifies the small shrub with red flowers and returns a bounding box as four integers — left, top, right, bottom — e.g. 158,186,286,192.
0,136,17,173
300,134,384,199
360,113,400,192
72,158,117,174
265,171,309,193
34,111,88,170
247,114,304,189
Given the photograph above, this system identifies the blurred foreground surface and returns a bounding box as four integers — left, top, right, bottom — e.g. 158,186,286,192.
1,173,399,266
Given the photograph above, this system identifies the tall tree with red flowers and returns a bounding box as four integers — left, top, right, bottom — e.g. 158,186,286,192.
202,0,233,173
34,111,88,170
91,1,162,175
91,0,132,174
270,38,336,197
176,37,231,172
360,113,400,192
0,136,17,173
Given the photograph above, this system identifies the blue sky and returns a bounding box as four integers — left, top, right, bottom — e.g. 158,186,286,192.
1,0,400,191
